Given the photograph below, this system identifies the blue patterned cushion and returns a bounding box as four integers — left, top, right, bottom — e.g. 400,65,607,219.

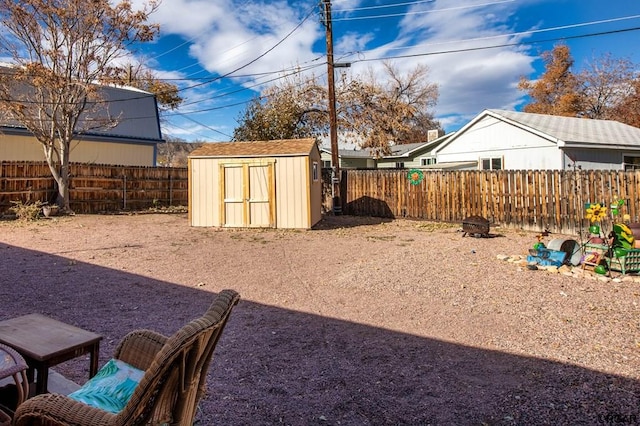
68,358,144,414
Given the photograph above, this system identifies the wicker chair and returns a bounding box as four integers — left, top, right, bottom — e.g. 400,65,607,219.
13,289,240,426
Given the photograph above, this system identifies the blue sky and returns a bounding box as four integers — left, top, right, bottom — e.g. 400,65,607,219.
132,0,640,143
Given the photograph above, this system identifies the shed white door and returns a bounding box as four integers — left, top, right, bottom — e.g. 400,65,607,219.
221,162,275,227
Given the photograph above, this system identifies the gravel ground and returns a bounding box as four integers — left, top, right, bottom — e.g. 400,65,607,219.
0,213,639,425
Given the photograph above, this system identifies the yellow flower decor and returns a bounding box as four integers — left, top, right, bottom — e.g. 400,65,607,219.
585,203,607,223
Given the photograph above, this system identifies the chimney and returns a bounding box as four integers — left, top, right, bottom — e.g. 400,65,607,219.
427,129,444,142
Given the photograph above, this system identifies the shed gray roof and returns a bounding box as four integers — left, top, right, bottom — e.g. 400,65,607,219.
189,138,317,158
488,109,640,147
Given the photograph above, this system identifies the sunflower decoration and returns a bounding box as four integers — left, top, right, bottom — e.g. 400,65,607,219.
585,203,607,223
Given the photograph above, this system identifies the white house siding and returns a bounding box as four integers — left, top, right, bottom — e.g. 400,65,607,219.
377,158,424,169
437,115,563,170
562,148,627,170
0,133,156,166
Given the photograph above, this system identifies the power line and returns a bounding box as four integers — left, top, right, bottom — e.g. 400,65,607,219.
170,111,233,139
161,119,215,141
176,62,325,109
0,1,322,107
332,0,515,22
335,0,435,13
161,3,319,96
361,14,640,55
349,25,640,63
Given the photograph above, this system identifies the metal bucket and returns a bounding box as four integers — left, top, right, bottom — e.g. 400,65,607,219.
546,238,582,266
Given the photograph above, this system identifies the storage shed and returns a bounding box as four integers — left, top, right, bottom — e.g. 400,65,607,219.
188,138,322,229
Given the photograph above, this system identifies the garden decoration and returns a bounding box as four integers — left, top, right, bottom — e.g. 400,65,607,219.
580,197,640,275
407,169,424,185
609,194,625,217
610,223,634,250
585,202,607,236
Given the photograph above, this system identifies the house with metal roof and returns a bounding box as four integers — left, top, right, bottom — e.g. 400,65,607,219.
0,79,163,167
434,109,640,171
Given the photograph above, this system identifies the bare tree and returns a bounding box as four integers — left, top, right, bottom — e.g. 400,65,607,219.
0,0,159,213
611,78,640,127
342,62,440,154
233,71,326,142
233,61,441,153
157,136,203,167
579,53,636,120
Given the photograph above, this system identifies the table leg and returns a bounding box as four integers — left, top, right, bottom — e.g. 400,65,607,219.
35,365,48,395
89,342,100,378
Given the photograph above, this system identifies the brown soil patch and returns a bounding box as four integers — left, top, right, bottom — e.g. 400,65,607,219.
1,214,639,425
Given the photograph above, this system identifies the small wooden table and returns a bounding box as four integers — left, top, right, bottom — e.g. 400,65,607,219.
0,314,102,395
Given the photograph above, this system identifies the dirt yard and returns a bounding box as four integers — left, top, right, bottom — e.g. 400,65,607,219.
1,213,639,425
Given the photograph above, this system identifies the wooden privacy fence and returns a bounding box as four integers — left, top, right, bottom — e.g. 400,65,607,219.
341,169,640,234
4,162,640,235
0,161,188,213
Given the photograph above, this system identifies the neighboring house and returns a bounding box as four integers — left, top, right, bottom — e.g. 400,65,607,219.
0,79,163,167
376,131,450,169
321,129,449,169
434,109,640,171
320,147,376,169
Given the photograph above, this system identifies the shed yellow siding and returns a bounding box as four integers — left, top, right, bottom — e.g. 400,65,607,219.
190,158,220,227
0,133,155,166
189,138,322,229
274,156,309,228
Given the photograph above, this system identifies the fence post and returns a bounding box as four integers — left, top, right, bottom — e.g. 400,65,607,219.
169,170,173,206
122,173,127,210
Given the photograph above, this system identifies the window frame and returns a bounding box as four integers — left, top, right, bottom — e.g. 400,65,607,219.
480,156,503,170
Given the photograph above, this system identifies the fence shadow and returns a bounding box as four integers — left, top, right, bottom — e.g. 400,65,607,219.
345,196,395,219
1,245,638,425
313,214,393,230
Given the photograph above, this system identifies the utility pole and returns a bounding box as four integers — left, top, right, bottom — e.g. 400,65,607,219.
322,0,341,215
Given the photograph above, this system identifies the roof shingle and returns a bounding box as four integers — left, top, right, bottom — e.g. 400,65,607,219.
189,138,317,158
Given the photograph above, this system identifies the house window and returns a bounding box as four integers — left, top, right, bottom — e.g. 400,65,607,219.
624,156,640,170
322,160,332,169
420,157,436,166
481,157,502,170
395,162,405,169
312,162,319,181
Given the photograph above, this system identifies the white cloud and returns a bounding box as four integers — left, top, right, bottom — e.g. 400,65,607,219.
148,0,549,139
337,0,539,131
152,0,322,82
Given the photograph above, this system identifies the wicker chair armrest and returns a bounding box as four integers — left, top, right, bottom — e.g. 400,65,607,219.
13,393,115,426
113,329,168,371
